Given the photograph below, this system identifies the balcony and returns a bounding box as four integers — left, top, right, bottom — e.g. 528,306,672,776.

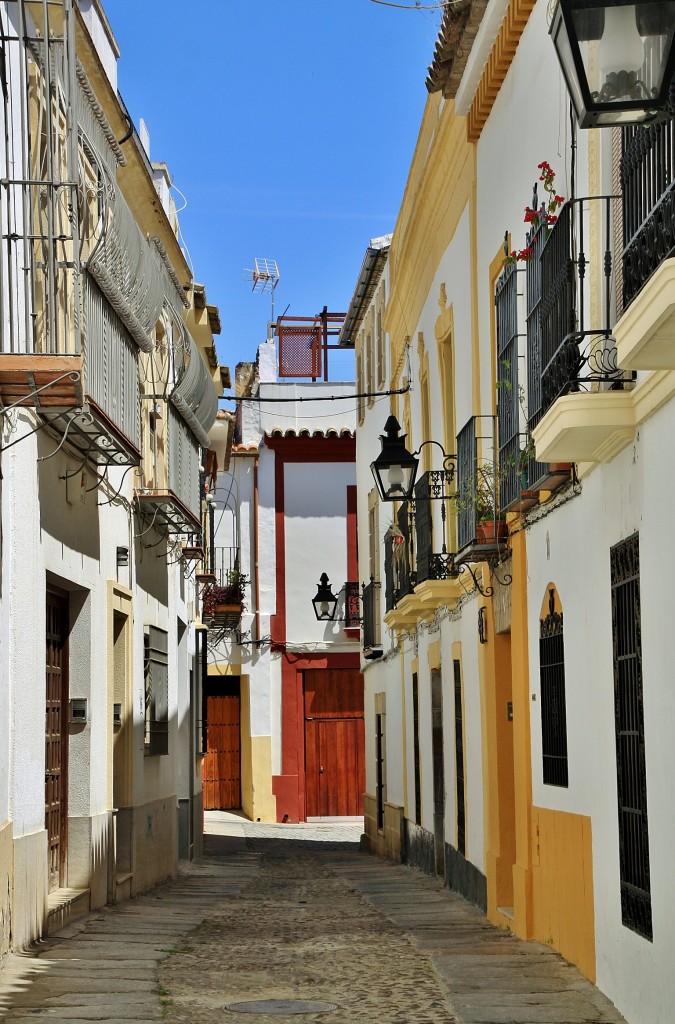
202,574,245,632
412,470,464,609
531,196,635,464
495,252,571,509
135,407,202,535
362,580,382,659
615,122,675,370
456,416,507,564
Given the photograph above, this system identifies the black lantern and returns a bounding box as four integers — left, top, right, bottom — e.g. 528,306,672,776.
370,416,419,502
312,572,339,621
551,0,675,127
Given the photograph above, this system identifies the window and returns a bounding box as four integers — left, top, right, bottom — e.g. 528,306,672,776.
412,672,421,826
144,626,169,756
611,533,652,941
539,585,568,787
453,659,466,855
375,693,386,832
356,350,364,425
376,293,386,390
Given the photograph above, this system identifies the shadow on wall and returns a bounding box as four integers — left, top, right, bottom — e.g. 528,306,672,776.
134,533,169,606
37,434,101,561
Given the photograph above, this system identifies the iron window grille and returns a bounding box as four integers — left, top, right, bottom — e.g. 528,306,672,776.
524,204,555,491
622,121,675,310
362,579,381,652
496,260,527,511
539,588,569,788
456,415,500,553
376,712,385,832
414,470,459,583
453,659,466,857
144,626,169,756
610,532,652,942
412,672,422,827
384,503,415,612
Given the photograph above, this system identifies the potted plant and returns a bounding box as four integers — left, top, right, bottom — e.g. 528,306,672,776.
202,570,248,629
456,464,507,545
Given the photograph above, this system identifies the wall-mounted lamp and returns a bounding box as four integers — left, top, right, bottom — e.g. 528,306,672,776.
370,416,455,503
311,573,361,624
116,545,129,567
312,572,339,621
550,0,675,128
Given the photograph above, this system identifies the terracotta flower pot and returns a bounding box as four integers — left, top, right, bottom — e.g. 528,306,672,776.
476,519,507,544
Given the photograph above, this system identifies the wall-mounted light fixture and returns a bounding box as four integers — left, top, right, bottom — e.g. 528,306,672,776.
312,573,339,621
311,573,361,624
550,0,675,128
116,545,129,567
370,416,455,503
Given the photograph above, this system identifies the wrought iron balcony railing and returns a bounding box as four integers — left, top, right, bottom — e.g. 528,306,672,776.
362,580,381,653
622,121,675,312
456,416,503,556
495,262,527,511
384,502,414,612
414,471,459,583
538,195,627,420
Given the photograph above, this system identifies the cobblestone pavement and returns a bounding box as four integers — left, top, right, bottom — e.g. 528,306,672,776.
0,814,629,1024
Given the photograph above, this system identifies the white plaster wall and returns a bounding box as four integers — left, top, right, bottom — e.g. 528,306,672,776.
284,461,356,649
526,400,675,1023
77,0,118,93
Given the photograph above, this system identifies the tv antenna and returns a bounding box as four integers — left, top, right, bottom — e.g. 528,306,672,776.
244,258,280,337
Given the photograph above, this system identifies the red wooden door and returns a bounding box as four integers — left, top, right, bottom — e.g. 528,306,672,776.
304,669,364,818
45,591,69,892
203,691,240,810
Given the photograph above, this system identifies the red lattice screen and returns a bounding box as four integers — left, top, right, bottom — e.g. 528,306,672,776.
278,323,322,378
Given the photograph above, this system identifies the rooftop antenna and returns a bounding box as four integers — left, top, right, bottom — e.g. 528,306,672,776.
244,258,280,341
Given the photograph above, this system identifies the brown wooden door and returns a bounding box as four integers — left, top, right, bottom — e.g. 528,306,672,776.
304,669,365,818
202,687,240,810
45,591,69,892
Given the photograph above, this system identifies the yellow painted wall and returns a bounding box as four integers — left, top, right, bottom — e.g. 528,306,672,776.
531,807,595,982
510,530,534,940
239,676,277,823
482,590,516,924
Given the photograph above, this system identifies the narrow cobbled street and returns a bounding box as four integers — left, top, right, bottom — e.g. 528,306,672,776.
0,815,627,1024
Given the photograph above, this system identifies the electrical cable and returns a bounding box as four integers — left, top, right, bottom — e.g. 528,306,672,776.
368,0,467,8
222,383,411,404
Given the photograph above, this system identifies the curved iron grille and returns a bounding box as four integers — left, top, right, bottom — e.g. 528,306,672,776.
539,588,568,788
622,122,675,309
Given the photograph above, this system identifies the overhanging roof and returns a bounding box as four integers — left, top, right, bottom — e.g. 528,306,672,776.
339,234,392,348
426,0,489,97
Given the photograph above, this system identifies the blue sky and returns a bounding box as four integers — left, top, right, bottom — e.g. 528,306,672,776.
103,0,441,390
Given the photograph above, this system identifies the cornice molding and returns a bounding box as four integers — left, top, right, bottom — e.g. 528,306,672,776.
385,102,474,379
466,0,536,143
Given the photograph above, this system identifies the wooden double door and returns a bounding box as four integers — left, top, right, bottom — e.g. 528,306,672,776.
202,678,241,810
304,668,364,818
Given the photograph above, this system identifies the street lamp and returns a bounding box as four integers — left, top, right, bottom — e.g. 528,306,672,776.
312,573,339,621
370,416,419,502
550,0,675,127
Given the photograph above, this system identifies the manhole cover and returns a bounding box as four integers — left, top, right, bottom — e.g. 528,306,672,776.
225,999,338,1015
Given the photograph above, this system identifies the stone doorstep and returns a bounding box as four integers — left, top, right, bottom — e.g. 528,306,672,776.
46,888,90,936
